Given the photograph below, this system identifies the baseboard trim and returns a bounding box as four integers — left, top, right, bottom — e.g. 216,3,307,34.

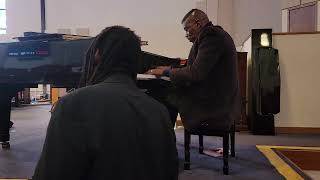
276,127,320,134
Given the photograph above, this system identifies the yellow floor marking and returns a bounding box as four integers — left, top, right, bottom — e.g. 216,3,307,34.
256,145,314,180
257,145,320,150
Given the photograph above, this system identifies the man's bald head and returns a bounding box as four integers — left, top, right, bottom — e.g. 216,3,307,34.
181,9,209,26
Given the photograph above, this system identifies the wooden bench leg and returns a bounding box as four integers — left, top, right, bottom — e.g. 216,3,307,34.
184,130,191,170
223,133,229,175
199,135,204,154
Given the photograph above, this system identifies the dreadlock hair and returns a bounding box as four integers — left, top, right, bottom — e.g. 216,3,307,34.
79,26,141,87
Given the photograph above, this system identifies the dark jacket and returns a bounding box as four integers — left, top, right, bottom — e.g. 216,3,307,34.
33,73,178,180
170,23,240,131
253,47,280,115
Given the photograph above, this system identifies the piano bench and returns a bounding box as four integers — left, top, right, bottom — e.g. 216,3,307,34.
183,125,235,175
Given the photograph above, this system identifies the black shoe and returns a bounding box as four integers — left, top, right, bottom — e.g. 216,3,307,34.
1,142,10,150
9,121,14,129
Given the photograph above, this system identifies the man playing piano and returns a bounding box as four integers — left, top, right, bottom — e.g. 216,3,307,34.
33,26,178,180
147,9,240,142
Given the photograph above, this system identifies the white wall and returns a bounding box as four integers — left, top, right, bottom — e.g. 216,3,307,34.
273,33,320,127
318,2,320,31
194,0,219,25
195,0,232,37
217,0,233,36
0,0,41,42
206,0,218,25
281,0,300,9
45,0,197,58
233,0,282,46
281,9,289,32
2,0,284,56
1,0,199,58
302,0,318,4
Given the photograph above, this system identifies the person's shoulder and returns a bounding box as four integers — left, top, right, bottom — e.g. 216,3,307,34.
144,96,169,114
198,24,219,39
62,85,93,99
207,25,228,36
200,24,234,45
58,83,106,104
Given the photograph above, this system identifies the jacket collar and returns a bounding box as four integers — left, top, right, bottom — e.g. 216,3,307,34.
193,22,214,44
204,21,214,29
201,22,214,33
102,73,137,85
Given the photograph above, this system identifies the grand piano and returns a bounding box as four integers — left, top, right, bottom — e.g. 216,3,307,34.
0,33,181,149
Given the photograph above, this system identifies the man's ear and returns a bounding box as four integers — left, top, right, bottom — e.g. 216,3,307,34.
195,19,202,29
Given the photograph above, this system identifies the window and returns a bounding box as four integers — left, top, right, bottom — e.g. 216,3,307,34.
0,0,6,34
289,3,317,32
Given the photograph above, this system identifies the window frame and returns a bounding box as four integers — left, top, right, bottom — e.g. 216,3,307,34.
0,0,6,34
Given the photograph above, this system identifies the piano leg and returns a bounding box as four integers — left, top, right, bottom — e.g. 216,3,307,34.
163,102,178,127
1,142,10,150
0,93,12,150
0,86,23,150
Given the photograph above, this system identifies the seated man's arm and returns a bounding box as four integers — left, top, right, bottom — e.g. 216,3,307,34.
170,34,223,82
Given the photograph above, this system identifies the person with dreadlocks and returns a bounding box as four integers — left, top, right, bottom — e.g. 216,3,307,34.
33,26,178,180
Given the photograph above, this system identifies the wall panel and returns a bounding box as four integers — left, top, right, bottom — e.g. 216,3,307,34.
273,33,320,127
281,0,300,9
234,0,282,46
282,9,289,32
45,0,197,58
